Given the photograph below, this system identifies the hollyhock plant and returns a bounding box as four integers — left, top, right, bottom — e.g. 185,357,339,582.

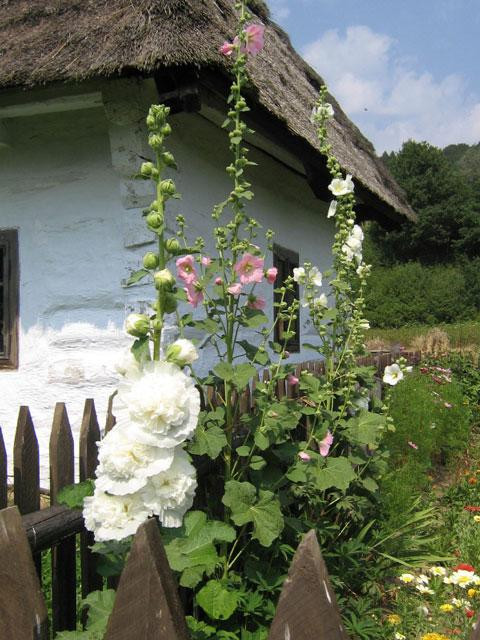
234,252,264,284
266,267,278,283
328,174,354,197
185,282,204,307
176,254,197,284
227,282,243,296
243,23,265,55
319,431,334,457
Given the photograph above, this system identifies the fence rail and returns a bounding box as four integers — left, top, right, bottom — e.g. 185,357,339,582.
0,350,422,636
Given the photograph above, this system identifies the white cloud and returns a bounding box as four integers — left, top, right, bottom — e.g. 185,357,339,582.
302,25,480,152
268,0,291,21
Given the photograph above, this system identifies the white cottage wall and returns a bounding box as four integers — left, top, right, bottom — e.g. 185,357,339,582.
0,79,335,483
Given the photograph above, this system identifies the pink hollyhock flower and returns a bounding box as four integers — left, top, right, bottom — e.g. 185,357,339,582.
185,283,204,308
227,283,243,297
176,255,197,284
298,451,311,462
247,296,266,310
287,374,299,386
319,431,333,457
201,256,212,267
408,441,418,450
215,277,223,286
234,253,264,284
244,23,265,56
219,41,235,56
266,267,278,284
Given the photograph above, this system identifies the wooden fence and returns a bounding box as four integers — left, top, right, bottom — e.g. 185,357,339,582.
0,350,423,637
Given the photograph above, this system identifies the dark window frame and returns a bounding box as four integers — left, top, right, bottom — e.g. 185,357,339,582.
273,243,300,353
0,230,19,370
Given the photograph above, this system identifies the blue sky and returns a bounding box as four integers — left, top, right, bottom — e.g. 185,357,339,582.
267,0,480,152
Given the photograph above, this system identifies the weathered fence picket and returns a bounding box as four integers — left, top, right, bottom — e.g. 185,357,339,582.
79,398,103,597
0,506,49,640
0,428,7,509
14,406,40,515
104,518,190,639
50,403,76,633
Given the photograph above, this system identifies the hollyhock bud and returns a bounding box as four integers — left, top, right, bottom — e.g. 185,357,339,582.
266,267,277,284
163,292,178,314
215,277,223,285
165,238,181,254
149,133,163,150
298,451,311,462
166,339,199,367
161,123,172,137
160,179,177,198
146,211,164,229
228,283,242,297
161,151,176,168
146,114,156,129
143,252,159,269
287,374,299,385
154,268,175,290
125,313,150,337
201,256,212,267
140,161,154,177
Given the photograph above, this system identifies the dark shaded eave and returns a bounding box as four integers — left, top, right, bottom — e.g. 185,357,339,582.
0,0,416,225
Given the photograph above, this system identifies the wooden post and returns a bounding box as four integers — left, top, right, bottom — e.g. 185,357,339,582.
268,530,350,640
0,427,7,509
104,518,189,639
79,399,103,597
14,406,40,515
0,506,49,639
14,406,41,578
105,391,117,434
50,403,76,632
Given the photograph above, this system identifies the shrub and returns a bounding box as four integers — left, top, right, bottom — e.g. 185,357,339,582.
365,262,475,328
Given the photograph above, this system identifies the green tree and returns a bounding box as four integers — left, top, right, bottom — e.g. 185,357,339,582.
369,141,480,264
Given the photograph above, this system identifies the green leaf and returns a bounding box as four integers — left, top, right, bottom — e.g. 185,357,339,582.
250,456,266,471
222,481,284,547
186,616,217,639
57,479,94,509
189,424,227,460
347,410,386,447
232,363,256,389
193,318,219,334
311,457,356,492
242,309,269,328
286,465,307,483
196,580,239,620
236,445,251,457
125,268,150,286
55,633,90,639
361,477,379,493
81,589,116,633
131,336,151,362
90,538,132,578
164,511,235,588
213,362,234,381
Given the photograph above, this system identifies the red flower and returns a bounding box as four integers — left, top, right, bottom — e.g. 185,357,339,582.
453,563,475,572
466,609,475,618
464,506,480,512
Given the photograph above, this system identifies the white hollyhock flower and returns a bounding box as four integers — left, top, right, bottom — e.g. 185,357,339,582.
327,200,337,218
95,426,176,495
140,447,197,528
383,364,404,386
114,350,141,378
293,267,306,284
310,103,334,123
115,360,200,448
309,266,322,287
342,224,364,262
328,174,354,197
166,338,199,367
83,489,151,542
313,294,328,309
358,319,370,330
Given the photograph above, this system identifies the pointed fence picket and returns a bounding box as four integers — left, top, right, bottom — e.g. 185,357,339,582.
0,350,423,634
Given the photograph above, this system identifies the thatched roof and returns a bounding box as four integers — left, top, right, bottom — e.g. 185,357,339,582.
0,0,415,222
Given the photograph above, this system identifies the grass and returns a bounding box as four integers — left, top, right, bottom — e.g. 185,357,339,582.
366,319,480,352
